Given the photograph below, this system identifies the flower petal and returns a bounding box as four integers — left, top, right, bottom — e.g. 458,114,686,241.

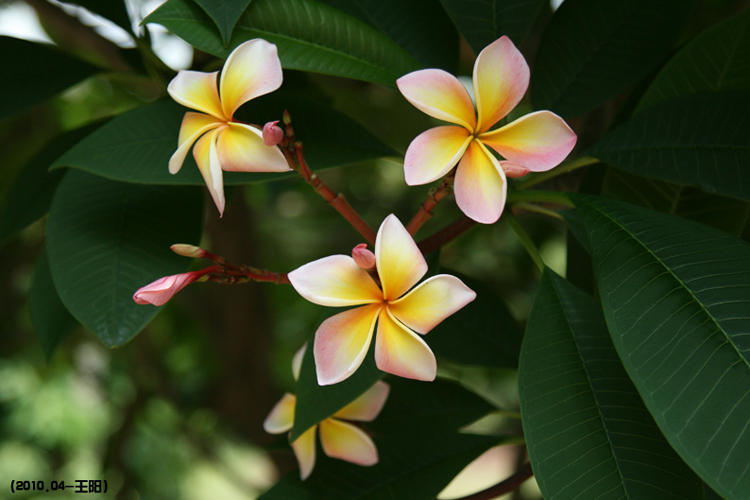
333,380,390,422
388,275,476,334
263,393,296,434
133,272,196,306
479,110,577,171
217,122,290,172
292,342,307,381
397,69,477,130
219,39,283,118
319,418,378,466
375,308,436,381
314,304,382,386
168,70,224,120
375,214,428,301
169,112,222,174
453,140,507,224
289,255,383,307
473,36,529,133
192,127,227,216
291,425,317,481
403,126,472,186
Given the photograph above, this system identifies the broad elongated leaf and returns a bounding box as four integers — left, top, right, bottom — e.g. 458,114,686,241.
0,36,99,120
318,0,458,71
573,195,750,500
0,123,102,246
193,0,253,45
429,273,522,368
145,0,421,87
46,170,203,347
439,0,546,52
520,269,718,500
588,92,750,202
51,96,395,185
636,8,750,113
29,247,79,360
531,0,693,118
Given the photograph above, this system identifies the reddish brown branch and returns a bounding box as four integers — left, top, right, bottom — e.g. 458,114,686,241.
417,216,477,255
406,173,455,236
450,462,534,500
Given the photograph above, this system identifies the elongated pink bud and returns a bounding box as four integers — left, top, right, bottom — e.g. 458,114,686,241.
170,244,206,259
501,161,530,178
263,120,284,146
133,271,203,306
352,243,376,270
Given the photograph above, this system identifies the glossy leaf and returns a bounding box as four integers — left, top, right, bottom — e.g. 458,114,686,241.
145,0,421,87
588,92,750,202
51,96,395,185
574,194,750,500
46,170,204,347
429,273,523,368
0,36,99,120
520,269,717,500
531,0,693,118
29,247,79,360
439,0,546,52
636,8,750,113
193,0,253,45
0,123,102,246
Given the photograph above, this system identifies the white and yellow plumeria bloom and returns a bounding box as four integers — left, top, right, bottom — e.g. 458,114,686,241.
288,214,476,385
167,39,290,215
397,36,577,224
263,346,390,481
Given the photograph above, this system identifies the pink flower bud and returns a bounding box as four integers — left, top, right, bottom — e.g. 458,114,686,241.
133,272,201,306
263,120,284,146
501,161,531,178
170,244,206,259
352,243,376,270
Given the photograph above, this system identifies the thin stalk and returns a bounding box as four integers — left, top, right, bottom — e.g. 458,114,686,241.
505,213,544,272
516,156,599,190
417,216,477,255
406,173,455,236
512,202,565,220
507,190,574,207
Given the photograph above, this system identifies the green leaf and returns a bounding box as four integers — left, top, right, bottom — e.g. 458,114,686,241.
51,95,396,185
573,194,750,500
317,0,459,71
291,331,383,442
636,8,750,114
429,273,523,368
530,0,693,118
193,0,253,45
145,0,421,87
438,0,546,52
46,170,204,347
520,269,717,500
29,247,79,360
588,92,750,202
0,36,99,120
0,123,102,246
66,0,132,31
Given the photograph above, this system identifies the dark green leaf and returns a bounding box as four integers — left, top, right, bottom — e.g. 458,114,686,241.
429,273,522,368
0,36,99,120
317,0,458,71
66,0,132,31
145,0,421,87
0,123,102,246
588,92,750,202
46,170,204,347
29,247,79,360
193,0,253,45
636,8,750,113
520,269,717,500
531,0,693,118
573,194,750,500
438,0,546,52
51,95,396,185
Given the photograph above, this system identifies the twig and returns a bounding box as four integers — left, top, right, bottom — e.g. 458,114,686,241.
417,216,477,255
406,173,455,236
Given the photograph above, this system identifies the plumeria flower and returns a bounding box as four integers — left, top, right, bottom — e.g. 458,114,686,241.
264,344,390,480
168,38,291,216
288,214,476,385
397,36,577,224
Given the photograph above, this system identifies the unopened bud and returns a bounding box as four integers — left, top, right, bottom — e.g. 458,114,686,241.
133,271,200,306
262,120,284,146
352,243,376,270
171,244,206,259
282,109,292,125
501,161,530,178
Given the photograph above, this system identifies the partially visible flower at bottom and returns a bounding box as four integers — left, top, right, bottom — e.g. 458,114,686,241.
264,345,390,480
133,267,215,306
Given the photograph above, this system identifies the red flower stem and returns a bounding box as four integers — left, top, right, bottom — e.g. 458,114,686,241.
417,216,477,255
405,173,455,236
451,462,534,500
